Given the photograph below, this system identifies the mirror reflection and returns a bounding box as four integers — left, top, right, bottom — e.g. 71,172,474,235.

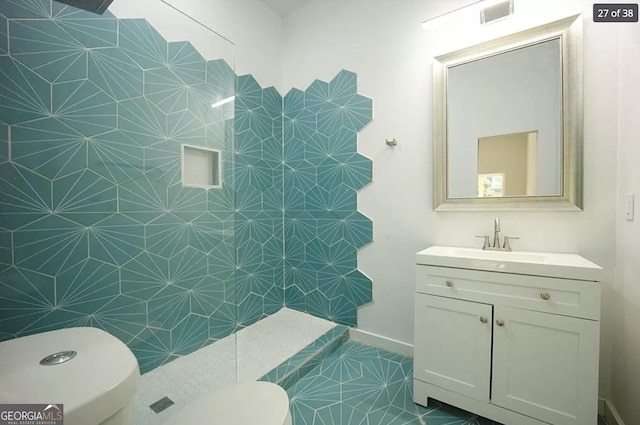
446,38,563,199
477,131,540,197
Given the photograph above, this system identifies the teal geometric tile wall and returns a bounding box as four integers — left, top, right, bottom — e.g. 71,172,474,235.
0,0,276,374
283,71,373,326
235,75,284,326
0,0,373,373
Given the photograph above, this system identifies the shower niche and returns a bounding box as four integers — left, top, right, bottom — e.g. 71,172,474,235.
182,145,222,189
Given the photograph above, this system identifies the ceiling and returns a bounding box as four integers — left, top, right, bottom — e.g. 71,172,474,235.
261,0,313,17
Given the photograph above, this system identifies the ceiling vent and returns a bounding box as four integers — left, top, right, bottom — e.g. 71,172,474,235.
480,0,514,24
53,0,114,15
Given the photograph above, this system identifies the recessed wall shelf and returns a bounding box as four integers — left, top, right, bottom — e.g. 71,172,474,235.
182,144,221,189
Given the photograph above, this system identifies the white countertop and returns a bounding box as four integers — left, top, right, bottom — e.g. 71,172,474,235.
416,246,602,281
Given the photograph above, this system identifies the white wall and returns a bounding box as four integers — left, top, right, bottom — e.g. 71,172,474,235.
612,22,640,425
109,0,284,91
282,0,618,397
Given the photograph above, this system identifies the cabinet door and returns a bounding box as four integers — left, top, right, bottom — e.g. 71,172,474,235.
492,306,599,425
414,294,492,402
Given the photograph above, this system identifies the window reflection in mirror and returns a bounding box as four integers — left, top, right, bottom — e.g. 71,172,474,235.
477,131,539,197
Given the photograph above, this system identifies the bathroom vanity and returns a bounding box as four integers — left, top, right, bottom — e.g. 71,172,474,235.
413,246,602,425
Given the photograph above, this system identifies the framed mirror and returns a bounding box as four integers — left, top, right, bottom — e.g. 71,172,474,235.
433,15,583,211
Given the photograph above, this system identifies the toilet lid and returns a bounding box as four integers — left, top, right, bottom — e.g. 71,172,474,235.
162,382,290,425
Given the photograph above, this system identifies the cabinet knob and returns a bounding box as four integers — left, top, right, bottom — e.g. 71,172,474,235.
496,319,505,327
540,292,551,301
445,280,454,287
480,316,488,324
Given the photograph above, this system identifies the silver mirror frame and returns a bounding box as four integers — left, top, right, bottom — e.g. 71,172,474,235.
433,14,583,212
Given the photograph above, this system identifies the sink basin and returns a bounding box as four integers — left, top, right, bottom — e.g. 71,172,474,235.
452,248,548,263
416,246,601,281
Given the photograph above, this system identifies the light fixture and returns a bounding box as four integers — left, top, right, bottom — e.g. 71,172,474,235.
422,0,514,30
211,96,235,109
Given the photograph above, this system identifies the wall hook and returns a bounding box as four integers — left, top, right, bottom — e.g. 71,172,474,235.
386,138,398,146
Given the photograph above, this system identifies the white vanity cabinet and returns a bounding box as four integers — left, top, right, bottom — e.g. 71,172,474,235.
413,247,602,425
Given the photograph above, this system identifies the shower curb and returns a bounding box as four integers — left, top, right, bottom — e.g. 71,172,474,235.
259,325,349,390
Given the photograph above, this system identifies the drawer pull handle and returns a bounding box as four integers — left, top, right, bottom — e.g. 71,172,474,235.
445,280,454,287
480,316,488,324
540,292,551,301
496,320,505,327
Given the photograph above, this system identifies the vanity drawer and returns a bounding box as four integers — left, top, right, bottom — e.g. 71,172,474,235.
416,266,600,320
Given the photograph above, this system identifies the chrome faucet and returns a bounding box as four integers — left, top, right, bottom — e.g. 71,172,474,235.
476,217,519,251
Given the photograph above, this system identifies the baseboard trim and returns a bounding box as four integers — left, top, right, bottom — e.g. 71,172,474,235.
603,398,626,425
349,328,414,358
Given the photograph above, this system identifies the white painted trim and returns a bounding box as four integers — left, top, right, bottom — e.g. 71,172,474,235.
603,398,627,425
349,328,414,358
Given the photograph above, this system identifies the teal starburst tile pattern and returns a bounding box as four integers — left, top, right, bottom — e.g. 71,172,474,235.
188,212,225,253
168,41,205,85
119,174,168,224
87,130,144,184
128,326,176,374
52,4,117,49
0,0,240,373
0,124,7,163
119,19,167,70
171,313,209,356
288,341,502,425
0,16,8,57
53,169,117,226
208,301,237,340
87,47,144,101
0,0,377,374
0,162,51,229
56,258,119,313
190,275,224,316
261,325,349,389
167,110,206,147
52,79,117,136
144,139,182,185
144,66,188,114
13,214,89,276
207,59,235,98
118,96,167,146
11,118,86,180
91,295,147,344
232,75,284,323
121,251,169,301
0,266,55,336
0,229,11,272
148,283,191,329
9,19,87,83
146,213,190,259
0,56,51,124
283,71,373,326
0,1,51,19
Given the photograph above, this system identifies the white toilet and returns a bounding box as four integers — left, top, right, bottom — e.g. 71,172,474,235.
0,327,292,425
0,327,139,425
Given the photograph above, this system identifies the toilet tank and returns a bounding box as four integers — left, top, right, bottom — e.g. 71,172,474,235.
0,327,140,425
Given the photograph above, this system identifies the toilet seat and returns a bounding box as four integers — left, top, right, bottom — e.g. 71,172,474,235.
162,381,292,425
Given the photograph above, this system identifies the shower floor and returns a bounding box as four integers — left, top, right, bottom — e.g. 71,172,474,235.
133,308,338,425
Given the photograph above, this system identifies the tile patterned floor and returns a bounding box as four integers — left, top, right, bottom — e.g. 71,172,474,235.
288,341,611,425
287,341,501,425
